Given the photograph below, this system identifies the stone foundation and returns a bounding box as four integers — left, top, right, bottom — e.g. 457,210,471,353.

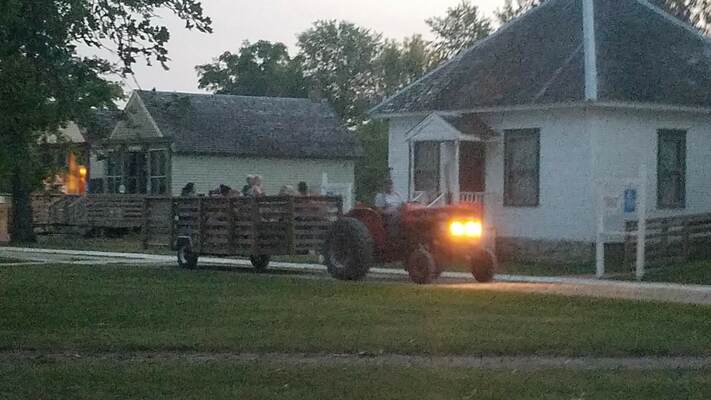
495,237,595,265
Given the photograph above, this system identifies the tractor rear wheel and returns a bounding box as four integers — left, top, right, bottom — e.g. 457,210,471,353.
470,249,496,283
250,255,270,272
323,218,374,281
407,247,438,285
177,244,199,269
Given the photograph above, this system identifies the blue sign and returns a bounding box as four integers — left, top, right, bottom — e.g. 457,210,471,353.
624,189,637,213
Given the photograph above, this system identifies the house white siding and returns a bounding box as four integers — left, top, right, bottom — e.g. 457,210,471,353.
480,109,596,242
590,108,711,230
171,154,355,198
388,116,424,197
388,109,595,242
388,107,711,248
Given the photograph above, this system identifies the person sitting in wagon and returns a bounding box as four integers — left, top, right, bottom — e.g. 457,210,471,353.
242,175,254,197
297,181,310,196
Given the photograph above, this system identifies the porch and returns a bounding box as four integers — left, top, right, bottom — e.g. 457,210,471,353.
406,113,498,207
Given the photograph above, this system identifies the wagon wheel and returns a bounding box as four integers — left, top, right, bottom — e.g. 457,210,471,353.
250,255,271,272
177,244,199,269
406,247,438,285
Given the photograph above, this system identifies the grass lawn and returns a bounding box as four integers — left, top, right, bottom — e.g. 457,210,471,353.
1,359,710,400
1,264,710,356
0,257,22,264
641,261,711,285
611,260,711,286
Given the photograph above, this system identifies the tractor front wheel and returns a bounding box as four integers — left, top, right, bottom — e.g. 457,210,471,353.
470,249,496,283
323,218,374,281
407,247,438,285
250,255,270,272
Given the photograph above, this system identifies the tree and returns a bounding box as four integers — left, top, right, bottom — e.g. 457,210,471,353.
354,120,390,204
651,0,711,33
495,0,711,33
426,1,493,61
377,35,436,97
196,40,307,97
297,20,383,125
0,0,211,242
494,0,543,24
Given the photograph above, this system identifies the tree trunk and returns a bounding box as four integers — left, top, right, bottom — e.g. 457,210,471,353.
10,164,35,243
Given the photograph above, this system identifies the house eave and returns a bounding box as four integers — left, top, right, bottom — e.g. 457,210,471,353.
371,100,711,119
172,150,361,161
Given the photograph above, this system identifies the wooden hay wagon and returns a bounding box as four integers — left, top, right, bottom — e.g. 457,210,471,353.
143,195,343,270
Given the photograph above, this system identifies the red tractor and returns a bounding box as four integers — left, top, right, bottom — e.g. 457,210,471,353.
322,202,496,284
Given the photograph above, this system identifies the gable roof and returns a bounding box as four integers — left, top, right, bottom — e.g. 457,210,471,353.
132,90,360,159
406,113,499,142
372,0,711,115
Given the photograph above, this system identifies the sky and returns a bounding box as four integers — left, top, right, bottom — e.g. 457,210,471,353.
98,0,505,95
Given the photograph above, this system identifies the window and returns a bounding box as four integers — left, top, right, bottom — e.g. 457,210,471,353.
504,129,540,207
657,129,686,209
105,152,122,194
149,150,168,195
413,141,440,193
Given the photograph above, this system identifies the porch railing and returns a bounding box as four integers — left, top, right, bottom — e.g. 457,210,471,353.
460,192,486,204
411,191,486,206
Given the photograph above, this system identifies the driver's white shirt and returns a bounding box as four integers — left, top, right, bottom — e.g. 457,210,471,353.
374,191,404,210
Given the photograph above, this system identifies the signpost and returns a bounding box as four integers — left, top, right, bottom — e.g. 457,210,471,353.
595,165,647,280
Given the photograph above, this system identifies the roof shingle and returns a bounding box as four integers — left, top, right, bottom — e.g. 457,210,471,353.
372,0,711,115
137,90,360,159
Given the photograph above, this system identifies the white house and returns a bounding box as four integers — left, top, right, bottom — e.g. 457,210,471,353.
90,90,360,207
371,0,711,263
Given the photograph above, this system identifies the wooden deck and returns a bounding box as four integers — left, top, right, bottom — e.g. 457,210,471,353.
32,193,149,233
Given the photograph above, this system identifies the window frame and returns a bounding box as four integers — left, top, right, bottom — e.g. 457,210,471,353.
148,149,168,195
504,128,541,208
657,129,687,210
105,151,123,194
412,141,441,193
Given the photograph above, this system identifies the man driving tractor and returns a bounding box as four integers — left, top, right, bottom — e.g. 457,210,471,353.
374,178,404,213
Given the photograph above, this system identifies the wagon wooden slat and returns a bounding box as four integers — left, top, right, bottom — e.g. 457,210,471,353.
144,195,342,269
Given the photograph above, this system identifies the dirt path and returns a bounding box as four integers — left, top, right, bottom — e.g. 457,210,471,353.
2,351,710,370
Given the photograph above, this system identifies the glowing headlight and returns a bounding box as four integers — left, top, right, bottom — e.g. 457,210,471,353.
449,219,482,238
449,221,466,237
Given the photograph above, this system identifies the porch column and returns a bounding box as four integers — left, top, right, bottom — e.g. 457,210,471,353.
408,141,414,201
454,140,461,204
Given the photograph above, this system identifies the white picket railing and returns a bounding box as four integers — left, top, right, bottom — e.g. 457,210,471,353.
460,192,486,204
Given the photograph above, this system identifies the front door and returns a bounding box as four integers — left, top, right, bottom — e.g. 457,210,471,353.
459,142,485,193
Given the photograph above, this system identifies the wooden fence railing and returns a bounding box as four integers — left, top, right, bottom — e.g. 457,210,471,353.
31,193,150,233
625,213,711,266
143,196,343,256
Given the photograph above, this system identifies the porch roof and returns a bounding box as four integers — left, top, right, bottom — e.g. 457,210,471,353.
406,113,499,143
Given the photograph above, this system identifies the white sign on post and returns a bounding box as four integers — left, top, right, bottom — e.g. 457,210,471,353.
595,165,647,280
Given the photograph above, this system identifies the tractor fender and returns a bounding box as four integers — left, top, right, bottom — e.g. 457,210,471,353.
345,208,387,254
